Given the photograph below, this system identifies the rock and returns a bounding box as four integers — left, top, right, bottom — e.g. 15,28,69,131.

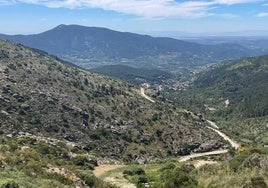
20,103,30,110
177,142,201,155
1,110,10,116
195,140,221,152
243,153,268,172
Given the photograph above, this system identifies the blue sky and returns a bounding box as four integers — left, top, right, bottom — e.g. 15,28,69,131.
0,0,268,36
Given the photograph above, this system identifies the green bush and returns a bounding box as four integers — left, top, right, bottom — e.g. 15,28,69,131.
159,163,176,172
229,152,250,171
0,181,19,188
123,169,134,176
43,172,73,185
156,164,198,188
23,160,43,176
72,155,96,169
250,177,267,188
72,155,88,166
78,171,95,187
133,168,145,175
83,174,95,187
137,175,148,184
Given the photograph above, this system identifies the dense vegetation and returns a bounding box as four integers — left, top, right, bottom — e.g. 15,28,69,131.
166,55,268,146
194,55,268,118
0,24,264,70
92,65,173,84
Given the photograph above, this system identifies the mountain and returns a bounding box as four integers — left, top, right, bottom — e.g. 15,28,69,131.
91,65,173,84
171,55,268,146
194,55,268,118
183,36,268,50
0,24,264,70
0,39,226,162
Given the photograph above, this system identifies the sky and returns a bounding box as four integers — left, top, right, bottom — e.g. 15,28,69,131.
0,0,268,36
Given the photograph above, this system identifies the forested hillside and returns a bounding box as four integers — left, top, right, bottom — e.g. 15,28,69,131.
92,65,173,84
168,55,268,146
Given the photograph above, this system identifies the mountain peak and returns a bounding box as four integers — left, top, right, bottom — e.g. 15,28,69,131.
0,24,265,70
54,24,67,29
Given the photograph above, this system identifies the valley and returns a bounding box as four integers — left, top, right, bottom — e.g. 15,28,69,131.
0,26,267,187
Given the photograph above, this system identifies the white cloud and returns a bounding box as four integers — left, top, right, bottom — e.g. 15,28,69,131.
0,0,16,5
256,12,268,17
1,0,262,18
213,0,260,5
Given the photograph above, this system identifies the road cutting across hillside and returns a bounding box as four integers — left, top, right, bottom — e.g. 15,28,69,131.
140,87,155,103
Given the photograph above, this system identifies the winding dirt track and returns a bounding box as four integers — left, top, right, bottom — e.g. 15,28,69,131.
93,165,123,177
93,165,136,188
140,88,155,103
94,92,240,186
179,120,240,162
179,149,229,162
207,126,240,149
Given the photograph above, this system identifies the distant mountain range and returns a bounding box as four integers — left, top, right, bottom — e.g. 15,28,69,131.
0,24,266,70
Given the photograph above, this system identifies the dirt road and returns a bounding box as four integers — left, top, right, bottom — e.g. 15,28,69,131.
179,120,240,162
93,165,136,188
179,149,228,162
93,165,123,177
207,126,240,149
140,88,155,103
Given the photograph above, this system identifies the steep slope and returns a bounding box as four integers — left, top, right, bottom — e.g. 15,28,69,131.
194,55,268,118
171,55,268,146
0,24,261,70
0,39,225,162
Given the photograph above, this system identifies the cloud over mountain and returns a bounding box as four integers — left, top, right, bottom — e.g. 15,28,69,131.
3,0,261,18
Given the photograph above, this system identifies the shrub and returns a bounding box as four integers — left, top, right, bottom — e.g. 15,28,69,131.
133,168,145,175
229,151,250,171
159,163,176,172
78,171,95,187
123,169,134,176
250,177,267,188
23,160,43,176
0,180,19,188
83,174,95,187
72,155,96,169
43,172,73,185
137,175,148,184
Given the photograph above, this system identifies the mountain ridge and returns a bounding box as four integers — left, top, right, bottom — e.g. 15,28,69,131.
0,24,264,70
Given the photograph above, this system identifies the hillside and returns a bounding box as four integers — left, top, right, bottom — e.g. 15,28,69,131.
91,65,173,84
194,55,268,118
0,39,226,162
0,24,263,70
169,55,268,146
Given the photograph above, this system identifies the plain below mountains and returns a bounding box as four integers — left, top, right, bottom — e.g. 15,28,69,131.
0,24,266,70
